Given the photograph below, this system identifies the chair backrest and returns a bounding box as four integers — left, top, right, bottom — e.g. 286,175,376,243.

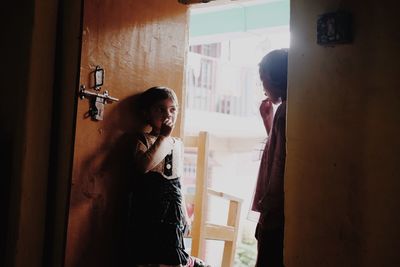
183,131,243,267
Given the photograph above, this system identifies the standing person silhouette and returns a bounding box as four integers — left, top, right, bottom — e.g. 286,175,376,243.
126,86,210,267
252,49,288,267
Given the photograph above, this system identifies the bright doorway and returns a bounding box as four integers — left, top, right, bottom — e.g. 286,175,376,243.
182,0,290,266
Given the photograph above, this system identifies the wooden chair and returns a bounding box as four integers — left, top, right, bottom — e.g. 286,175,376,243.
183,131,243,267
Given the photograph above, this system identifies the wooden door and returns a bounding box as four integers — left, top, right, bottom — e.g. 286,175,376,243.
64,1,188,266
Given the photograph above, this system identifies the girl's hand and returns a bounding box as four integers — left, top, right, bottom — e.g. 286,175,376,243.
159,118,174,137
260,98,273,118
183,218,192,237
260,98,274,134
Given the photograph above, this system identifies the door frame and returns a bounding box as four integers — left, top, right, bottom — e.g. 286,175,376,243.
43,0,84,266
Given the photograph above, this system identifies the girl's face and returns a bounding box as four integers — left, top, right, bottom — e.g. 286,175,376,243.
148,98,178,131
262,78,281,104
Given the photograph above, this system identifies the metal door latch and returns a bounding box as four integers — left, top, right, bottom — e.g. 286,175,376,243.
79,85,119,121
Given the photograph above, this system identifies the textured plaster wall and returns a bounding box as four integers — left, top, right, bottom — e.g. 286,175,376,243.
2,0,189,266
285,0,400,266
64,0,189,266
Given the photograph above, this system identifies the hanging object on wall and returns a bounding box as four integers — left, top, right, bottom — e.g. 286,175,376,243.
92,65,104,91
317,11,353,46
178,0,214,4
79,65,119,121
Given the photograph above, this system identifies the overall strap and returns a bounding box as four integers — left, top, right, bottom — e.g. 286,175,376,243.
136,132,148,148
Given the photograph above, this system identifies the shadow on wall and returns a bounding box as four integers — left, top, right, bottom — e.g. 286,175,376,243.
65,93,146,267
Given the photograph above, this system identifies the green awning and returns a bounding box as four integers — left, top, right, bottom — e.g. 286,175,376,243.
190,0,289,37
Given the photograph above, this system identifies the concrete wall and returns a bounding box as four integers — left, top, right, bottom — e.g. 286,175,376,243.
285,0,400,266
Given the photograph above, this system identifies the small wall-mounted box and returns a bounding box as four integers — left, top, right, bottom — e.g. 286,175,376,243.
317,11,352,45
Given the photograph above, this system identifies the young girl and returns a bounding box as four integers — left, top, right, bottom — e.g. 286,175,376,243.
127,86,209,267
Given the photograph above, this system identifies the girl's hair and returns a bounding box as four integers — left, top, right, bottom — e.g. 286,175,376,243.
259,48,288,98
138,86,178,112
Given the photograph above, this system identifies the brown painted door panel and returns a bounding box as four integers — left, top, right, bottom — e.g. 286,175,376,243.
64,1,188,266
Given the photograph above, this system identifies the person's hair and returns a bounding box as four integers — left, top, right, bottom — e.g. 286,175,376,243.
138,86,179,113
259,48,288,99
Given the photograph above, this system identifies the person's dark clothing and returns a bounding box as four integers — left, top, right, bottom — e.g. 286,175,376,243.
252,102,286,267
127,172,189,266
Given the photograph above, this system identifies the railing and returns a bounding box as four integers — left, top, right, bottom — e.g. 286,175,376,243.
185,52,258,117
